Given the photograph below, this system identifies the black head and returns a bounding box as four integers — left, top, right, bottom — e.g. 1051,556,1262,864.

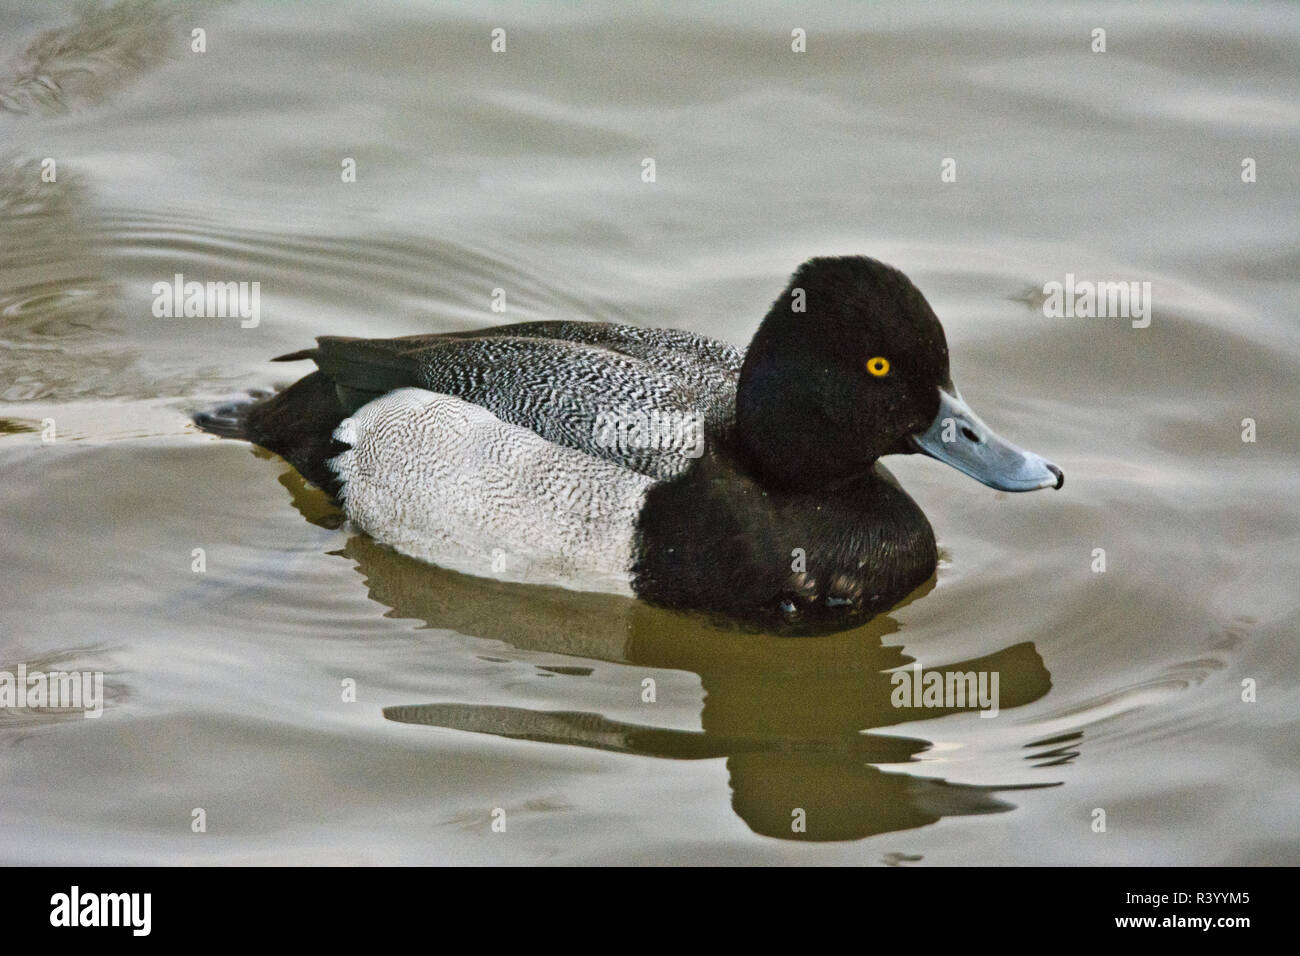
736,255,1062,494
736,256,951,490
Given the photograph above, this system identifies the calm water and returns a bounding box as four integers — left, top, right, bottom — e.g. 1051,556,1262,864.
2,0,1297,864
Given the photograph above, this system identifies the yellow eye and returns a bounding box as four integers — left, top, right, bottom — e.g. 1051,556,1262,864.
866,356,890,377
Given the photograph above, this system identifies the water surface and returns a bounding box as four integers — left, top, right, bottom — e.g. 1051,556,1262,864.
1,0,1297,864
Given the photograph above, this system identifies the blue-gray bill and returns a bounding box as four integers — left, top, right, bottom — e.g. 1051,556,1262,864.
909,387,1064,492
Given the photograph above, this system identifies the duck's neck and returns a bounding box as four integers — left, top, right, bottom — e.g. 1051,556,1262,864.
733,343,892,492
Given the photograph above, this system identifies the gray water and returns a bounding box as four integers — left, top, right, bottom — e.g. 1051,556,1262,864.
1,0,1297,863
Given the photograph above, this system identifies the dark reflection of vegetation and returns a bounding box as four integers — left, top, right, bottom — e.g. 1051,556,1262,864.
0,155,125,401
280,468,1058,842
0,418,38,435
0,0,188,116
1024,730,1083,768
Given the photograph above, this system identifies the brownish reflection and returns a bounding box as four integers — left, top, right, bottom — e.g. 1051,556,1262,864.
353,534,1056,841
284,468,1058,842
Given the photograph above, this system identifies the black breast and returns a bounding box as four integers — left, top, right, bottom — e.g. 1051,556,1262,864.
630,448,938,628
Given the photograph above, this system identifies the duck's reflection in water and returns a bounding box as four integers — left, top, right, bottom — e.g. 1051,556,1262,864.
276,432,1057,843
333,528,1058,842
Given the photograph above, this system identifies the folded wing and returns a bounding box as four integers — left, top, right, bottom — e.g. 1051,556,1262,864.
280,321,742,480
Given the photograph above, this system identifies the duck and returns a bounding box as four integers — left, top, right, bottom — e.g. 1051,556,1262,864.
195,255,1062,626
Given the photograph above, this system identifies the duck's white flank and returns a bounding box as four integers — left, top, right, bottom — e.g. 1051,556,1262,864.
329,388,652,594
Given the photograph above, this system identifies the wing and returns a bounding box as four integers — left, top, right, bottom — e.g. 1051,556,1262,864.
279,321,742,480
436,319,741,365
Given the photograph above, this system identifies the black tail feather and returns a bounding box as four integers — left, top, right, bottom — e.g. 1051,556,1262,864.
193,371,350,497
271,348,318,363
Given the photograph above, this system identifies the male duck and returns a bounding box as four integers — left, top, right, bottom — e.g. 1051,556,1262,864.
197,256,1062,625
